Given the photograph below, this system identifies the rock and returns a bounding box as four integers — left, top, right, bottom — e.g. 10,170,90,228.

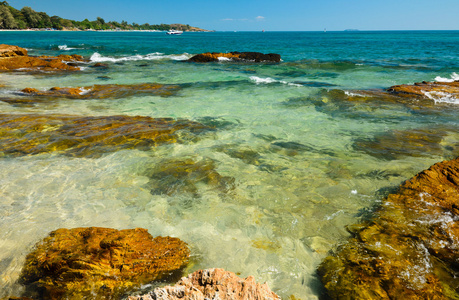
0,114,210,157
145,157,235,196
0,44,28,57
91,62,109,69
0,56,82,72
19,83,181,99
128,268,281,300
188,52,281,63
55,54,85,62
388,80,459,100
0,44,85,72
352,128,448,160
19,227,190,300
308,80,459,114
318,157,459,299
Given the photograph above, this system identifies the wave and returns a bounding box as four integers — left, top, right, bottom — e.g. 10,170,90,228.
58,45,79,51
90,52,192,62
434,72,459,83
423,91,459,105
249,76,302,87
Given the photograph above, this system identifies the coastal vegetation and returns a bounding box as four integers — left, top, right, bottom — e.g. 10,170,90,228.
0,1,203,31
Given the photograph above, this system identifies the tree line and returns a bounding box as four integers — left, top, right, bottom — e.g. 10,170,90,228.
0,2,192,31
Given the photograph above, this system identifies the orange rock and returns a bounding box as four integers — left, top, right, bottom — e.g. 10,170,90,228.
0,44,28,57
318,157,459,299
387,80,459,100
128,268,281,300
0,44,86,72
20,83,181,99
20,227,190,299
0,56,81,72
0,114,210,157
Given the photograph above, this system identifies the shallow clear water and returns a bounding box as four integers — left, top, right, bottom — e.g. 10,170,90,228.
0,31,459,299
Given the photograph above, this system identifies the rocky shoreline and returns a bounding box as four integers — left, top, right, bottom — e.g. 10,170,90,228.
318,157,459,299
1,43,459,299
0,44,86,72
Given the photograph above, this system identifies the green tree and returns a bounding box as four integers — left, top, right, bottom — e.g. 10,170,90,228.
7,6,26,28
50,15,62,29
21,6,41,28
0,4,17,28
38,12,52,28
60,18,73,29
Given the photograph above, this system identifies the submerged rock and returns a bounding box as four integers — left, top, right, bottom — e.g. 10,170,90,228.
128,268,280,300
0,114,210,157
318,157,459,299
353,128,448,160
19,227,190,299
19,83,181,99
188,52,281,63
145,157,234,197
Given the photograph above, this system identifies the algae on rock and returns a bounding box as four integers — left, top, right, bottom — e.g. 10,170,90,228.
19,227,190,299
318,157,459,299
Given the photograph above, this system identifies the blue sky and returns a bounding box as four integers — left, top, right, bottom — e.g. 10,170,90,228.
7,0,459,31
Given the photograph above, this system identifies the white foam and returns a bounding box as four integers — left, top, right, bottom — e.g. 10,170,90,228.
344,91,366,97
218,57,232,61
249,76,302,87
434,72,459,83
423,91,459,104
90,52,191,63
58,45,77,51
78,87,92,95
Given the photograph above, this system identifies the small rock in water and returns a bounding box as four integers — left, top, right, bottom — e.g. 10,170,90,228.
189,51,281,63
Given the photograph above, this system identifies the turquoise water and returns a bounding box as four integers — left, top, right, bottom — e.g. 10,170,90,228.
0,31,459,299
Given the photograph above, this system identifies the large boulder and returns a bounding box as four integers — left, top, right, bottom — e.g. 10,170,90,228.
19,227,190,299
318,157,459,299
128,268,280,300
188,52,281,63
0,44,28,57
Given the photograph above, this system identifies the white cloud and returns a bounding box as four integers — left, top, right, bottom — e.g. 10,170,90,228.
256,16,265,21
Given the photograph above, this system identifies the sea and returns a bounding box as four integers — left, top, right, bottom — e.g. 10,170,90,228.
0,30,458,299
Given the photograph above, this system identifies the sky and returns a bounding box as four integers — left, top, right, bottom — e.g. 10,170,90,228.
7,0,459,31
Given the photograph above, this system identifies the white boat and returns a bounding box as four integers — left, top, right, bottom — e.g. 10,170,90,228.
166,30,183,35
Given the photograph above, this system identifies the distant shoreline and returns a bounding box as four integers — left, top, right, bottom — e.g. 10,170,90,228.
0,28,213,33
